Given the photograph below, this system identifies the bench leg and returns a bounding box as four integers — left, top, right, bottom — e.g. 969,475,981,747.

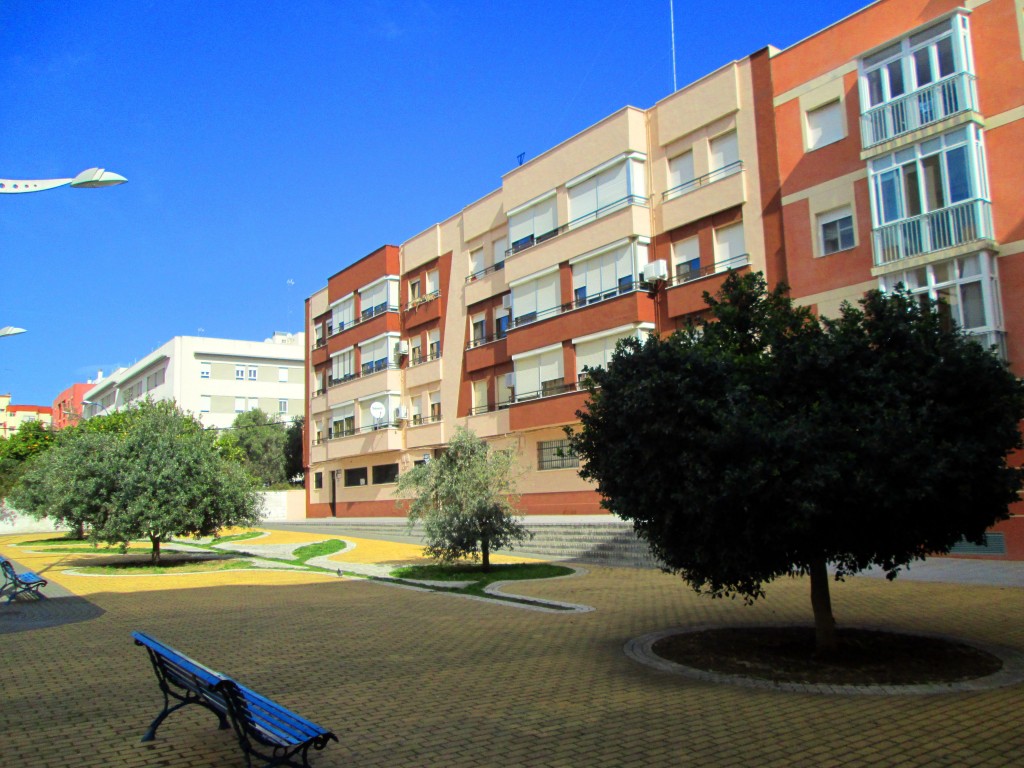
141,693,229,742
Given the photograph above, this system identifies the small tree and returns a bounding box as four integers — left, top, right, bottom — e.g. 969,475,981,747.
11,400,264,563
230,408,288,485
284,416,305,483
0,420,56,501
568,272,1023,654
396,427,531,571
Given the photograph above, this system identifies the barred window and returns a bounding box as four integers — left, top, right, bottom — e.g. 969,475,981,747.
537,439,579,470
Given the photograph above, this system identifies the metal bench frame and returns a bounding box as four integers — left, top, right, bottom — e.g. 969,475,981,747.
133,632,337,768
0,556,48,603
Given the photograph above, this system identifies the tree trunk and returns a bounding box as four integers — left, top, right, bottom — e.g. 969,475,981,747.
481,536,490,573
150,536,161,565
809,556,837,656
75,521,85,540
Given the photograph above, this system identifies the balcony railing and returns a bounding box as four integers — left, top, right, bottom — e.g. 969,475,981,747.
466,261,505,284
872,199,991,266
403,290,441,313
666,253,750,287
662,160,743,202
506,195,649,259
512,380,583,403
510,281,642,330
861,72,976,149
313,337,326,350
324,303,399,339
465,329,508,351
327,361,399,388
407,350,441,367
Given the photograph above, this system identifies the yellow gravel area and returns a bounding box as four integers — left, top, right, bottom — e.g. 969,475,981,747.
0,532,336,596
327,535,536,566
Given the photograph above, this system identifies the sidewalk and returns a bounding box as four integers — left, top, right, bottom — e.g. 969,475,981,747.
1,528,1022,767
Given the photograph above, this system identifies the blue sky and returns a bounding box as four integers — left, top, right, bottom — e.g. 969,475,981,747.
0,0,868,406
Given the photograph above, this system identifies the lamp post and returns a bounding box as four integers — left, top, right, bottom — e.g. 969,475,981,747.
81,399,111,420
0,167,127,194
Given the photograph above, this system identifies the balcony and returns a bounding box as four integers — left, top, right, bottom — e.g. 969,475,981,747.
662,161,742,203
510,281,644,331
326,303,399,339
465,261,505,284
402,290,441,313
666,253,750,288
505,195,649,259
860,73,977,150
872,199,992,267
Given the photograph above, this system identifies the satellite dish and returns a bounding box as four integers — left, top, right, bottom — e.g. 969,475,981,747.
370,401,386,421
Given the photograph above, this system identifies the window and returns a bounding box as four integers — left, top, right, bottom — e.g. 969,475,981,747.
495,310,509,339
469,248,485,277
575,328,641,379
359,278,398,319
492,236,507,267
235,366,245,381
200,395,211,413
869,127,987,260
410,336,423,364
331,404,354,438
667,151,694,192
248,397,260,412
278,399,288,414
200,362,211,379
806,101,844,150
819,207,856,255
425,269,439,296
313,472,323,490
571,242,637,307
429,391,441,421
472,379,488,414
471,313,487,343
410,397,423,425
359,394,399,429
513,346,564,400
881,253,1003,346
713,222,747,269
248,366,258,381
508,195,558,253
331,348,354,383
568,160,629,226
496,371,514,408
372,463,399,484
278,367,289,383
427,329,441,360
314,324,324,346
344,467,367,487
710,131,739,171
331,296,354,333
234,397,246,413
409,279,422,302
672,237,700,279
538,439,580,470
359,335,394,375
511,270,560,326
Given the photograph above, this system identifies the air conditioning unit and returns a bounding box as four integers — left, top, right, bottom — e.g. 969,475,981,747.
503,372,515,388
395,405,409,420
397,340,409,355
501,294,513,310
644,259,668,282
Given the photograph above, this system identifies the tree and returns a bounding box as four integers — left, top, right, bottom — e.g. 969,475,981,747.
230,408,288,485
0,420,57,501
568,271,1024,653
396,427,531,571
10,400,264,563
284,416,305,483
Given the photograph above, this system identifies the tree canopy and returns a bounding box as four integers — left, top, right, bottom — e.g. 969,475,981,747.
284,415,305,483
228,408,289,486
396,427,530,571
10,400,263,562
568,271,1024,652
0,420,56,501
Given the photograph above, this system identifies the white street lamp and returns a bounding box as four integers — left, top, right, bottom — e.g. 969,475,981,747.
0,326,26,337
0,167,127,194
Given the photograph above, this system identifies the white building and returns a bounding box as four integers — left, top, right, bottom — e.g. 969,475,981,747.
83,332,305,429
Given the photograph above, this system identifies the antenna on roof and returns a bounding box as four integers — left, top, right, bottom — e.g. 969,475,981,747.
517,152,526,166
669,0,678,92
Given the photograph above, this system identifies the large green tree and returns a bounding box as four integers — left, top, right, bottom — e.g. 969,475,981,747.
0,420,56,501
284,415,305,483
11,400,264,562
568,271,1024,653
396,427,530,571
230,408,288,485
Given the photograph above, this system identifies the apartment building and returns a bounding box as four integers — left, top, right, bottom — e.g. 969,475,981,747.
84,332,305,429
769,0,1024,556
0,395,52,437
305,0,1024,557
51,382,94,430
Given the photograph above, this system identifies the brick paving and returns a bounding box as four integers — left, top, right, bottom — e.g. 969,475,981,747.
1,530,1023,767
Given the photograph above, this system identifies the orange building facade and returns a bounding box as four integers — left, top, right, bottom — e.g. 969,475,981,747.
305,0,1024,558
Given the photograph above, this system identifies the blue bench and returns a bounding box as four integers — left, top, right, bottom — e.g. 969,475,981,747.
0,556,48,603
133,632,337,768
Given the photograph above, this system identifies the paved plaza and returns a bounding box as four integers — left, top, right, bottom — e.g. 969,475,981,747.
2,528,1023,767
